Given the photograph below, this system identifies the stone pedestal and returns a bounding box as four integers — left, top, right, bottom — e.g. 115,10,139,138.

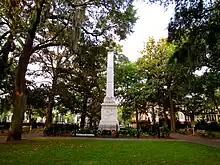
99,101,119,131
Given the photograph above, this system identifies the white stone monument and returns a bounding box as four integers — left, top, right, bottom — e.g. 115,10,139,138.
98,51,119,131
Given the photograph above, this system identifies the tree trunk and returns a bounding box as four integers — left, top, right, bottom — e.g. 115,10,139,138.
163,100,169,126
28,107,33,131
136,108,140,138
0,33,14,81
80,102,87,128
45,72,58,128
7,93,27,140
163,106,168,126
89,116,93,128
190,112,195,123
80,113,86,128
45,95,54,129
168,89,176,132
80,96,88,128
211,93,220,114
7,43,33,141
28,107,32,124
7,0,45,141
152,106,156,134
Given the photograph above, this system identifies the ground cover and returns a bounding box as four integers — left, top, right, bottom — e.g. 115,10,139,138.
0,138,220,165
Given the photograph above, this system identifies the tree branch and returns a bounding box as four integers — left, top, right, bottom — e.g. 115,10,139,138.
81,26,112,37
0,31,10,42
32,42,63,53
33,13,72,53
66,0,94,8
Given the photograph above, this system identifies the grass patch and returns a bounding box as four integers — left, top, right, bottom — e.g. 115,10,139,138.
0,138,220,165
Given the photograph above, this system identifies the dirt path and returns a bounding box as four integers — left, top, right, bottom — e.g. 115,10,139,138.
0,136,7,143
0,133,43,143
35,136,184,141
170,133,220,148
1,133,220,149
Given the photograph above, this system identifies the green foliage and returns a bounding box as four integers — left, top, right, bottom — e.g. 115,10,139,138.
76,128,97,134
43,124,77,136
196,121,220,132
160,125,171,138
0,0,141,139
167,0,220,120
100,130,112,136
118,127,138,137
178,128,193,135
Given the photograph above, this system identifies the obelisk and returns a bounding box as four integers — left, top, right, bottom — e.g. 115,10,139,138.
98,51,119,131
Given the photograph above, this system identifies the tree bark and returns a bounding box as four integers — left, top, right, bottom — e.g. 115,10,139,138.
28,107,33,131
7,0,45,141
0,34,14,81
45,94,54,129
168,89,176,132
80,113,86,128
152,105,156,134
136,108,140,138
28,107,32,124
7,93,27,140
45,75,57,129
211,93,220,114
7,45,32,141
80,93,89,128
80,97,88,128
89,116,93,128
163,106,168,126
189,111,195,123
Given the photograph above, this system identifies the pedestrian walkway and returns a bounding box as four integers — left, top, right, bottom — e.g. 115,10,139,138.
1,133,220,148
0,136,6,143
0,133,42,143
170,133,220,148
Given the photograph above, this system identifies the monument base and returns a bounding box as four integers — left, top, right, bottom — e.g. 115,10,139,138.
98,120,119,131
98,102,119,131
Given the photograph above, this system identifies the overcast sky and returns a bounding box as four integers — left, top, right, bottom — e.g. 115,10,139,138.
120,2,175,61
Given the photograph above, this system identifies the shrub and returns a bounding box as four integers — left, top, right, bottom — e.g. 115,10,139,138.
178,129,186,134
195,120,220,132
195,120,209,130
176,121,190,129
159,125,170,138
76,128,95,134
213,131,220,138
207,131,215,137
140,132,149,137
43,127,54,136
198,130,217,138
101,130,112,136
44,124,79,136
178,128,193,135
118,128,138,137
208,122,220,131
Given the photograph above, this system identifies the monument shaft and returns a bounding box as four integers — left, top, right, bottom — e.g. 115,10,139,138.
106,52,114,98
99,51,119,131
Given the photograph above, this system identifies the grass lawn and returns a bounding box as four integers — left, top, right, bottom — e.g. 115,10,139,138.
0,138,220,165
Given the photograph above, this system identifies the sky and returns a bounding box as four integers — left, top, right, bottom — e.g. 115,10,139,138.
120,2,175,61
